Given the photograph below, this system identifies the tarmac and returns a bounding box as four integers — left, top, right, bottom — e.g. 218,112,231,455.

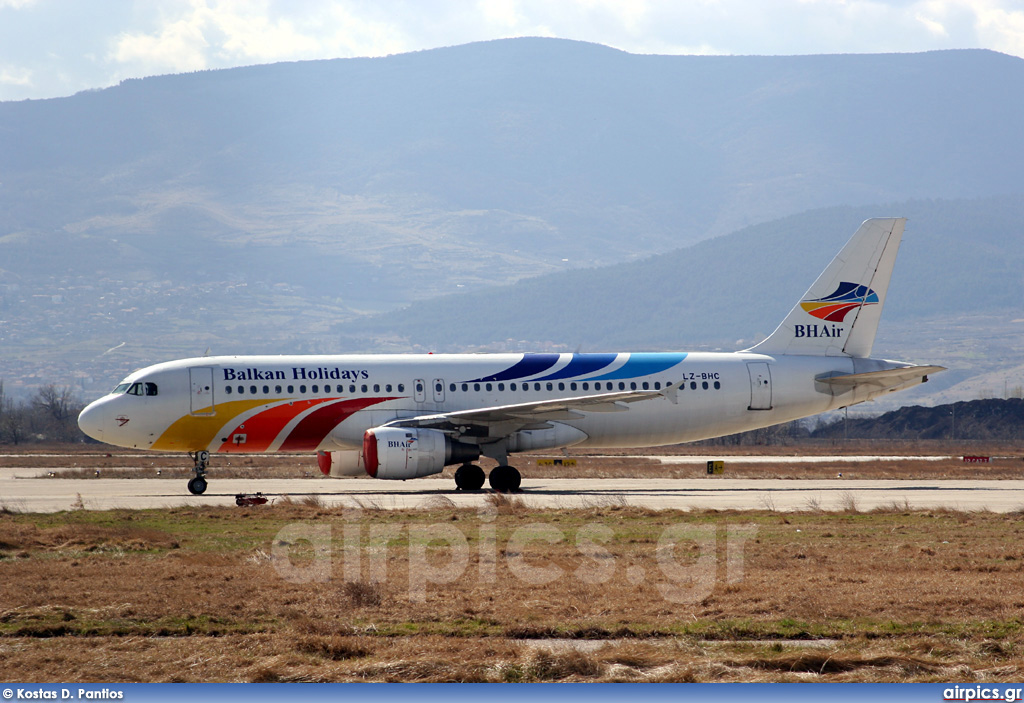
4,472,1024,513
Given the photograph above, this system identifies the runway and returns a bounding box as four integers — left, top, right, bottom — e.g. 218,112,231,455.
4,474,1024,513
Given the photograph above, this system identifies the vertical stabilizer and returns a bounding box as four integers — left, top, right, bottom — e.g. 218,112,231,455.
747,218,905,358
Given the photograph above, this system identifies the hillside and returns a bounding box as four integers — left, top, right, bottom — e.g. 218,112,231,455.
0,39,1023,397
812,398,1024,441
339,197,1024,351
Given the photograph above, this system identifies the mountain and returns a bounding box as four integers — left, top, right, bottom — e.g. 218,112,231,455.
812,398,1024,441
0,39,1023,398
338,196,1024,410
338,196,1024,348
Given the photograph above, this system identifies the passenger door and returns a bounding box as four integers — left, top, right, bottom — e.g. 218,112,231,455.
189,367,216,416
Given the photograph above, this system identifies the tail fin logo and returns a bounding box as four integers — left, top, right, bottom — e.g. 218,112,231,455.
799,282,879,322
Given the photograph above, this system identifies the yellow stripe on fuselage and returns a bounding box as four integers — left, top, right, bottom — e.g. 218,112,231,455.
151,399,274,451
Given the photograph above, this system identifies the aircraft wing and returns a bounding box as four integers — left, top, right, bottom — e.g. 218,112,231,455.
383,384,677,437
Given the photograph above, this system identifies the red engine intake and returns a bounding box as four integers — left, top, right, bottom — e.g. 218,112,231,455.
363,429,379,477
317,450,332,476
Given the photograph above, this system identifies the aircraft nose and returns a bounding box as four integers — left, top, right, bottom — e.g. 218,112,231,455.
77,400,108,442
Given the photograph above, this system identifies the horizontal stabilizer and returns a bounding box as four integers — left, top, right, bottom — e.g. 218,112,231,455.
815,364,945,405
817,365,946,395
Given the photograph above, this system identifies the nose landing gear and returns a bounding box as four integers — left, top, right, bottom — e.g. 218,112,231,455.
187,450,210,495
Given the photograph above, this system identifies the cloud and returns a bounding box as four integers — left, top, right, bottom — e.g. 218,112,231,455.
109,0,408,75
3,0,1024,101
0,65,32,87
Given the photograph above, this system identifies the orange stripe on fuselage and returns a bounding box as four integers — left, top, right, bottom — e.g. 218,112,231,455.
151,399,271,451
218,398,336,453
278,397,396,452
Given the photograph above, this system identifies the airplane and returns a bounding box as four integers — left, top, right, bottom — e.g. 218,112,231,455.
77,218,944,495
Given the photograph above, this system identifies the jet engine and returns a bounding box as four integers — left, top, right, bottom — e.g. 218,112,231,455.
363,427,480,480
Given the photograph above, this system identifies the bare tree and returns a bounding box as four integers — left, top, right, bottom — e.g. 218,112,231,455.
30,384,82,442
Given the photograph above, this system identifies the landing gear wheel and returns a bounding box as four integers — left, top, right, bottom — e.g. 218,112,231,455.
454,463,486,491
187,450,210,495
488,465,521,493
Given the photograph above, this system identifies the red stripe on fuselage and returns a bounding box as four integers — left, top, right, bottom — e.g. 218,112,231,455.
217,398,336,453
278,397,397,452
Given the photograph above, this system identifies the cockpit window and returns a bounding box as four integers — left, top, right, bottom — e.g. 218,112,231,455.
127,383,143,396
145,382,158,396
112,383,131,394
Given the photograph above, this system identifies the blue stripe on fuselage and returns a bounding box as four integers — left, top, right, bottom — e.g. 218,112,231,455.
587,352,688,380
465,353,560,382
535,353,619,381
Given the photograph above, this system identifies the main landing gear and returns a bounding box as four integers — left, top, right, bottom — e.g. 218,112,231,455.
453,463,521,492
187,450,210,495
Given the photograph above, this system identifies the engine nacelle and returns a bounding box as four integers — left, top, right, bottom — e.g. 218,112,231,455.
317,450,366,477
363,427,480,480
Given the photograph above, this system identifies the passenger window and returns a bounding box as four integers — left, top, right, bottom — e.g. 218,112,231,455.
386,384,393,392
361,384,368,393
250,385,257,394
300,385,307,393
642,382,649,390
474,383,481,392
654,381,661,390
416,382,424,392
702,381,709,390
714,381,721,390
288,385,294,393
275,385,282,394
486,383,492,392
225,386,233,395
398,384,405,393
511,383,517,391
630,382,637,390
349,385,356,393
373,384,380,392
238,385,244,394
498,383,505,391
450,383,456,392
582,382,589,391
558,382,565,391
312,385,319,393
570,382,577,391
534,383,541,391
262,385,268,394
690,381,697,390
618,382,626,391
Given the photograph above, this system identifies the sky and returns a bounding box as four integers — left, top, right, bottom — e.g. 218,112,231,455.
1,0,1023,101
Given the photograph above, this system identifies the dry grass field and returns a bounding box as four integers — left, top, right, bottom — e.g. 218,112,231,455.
4,455,1024,683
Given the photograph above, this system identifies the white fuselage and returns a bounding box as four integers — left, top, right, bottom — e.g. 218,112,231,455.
77,350,902,456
